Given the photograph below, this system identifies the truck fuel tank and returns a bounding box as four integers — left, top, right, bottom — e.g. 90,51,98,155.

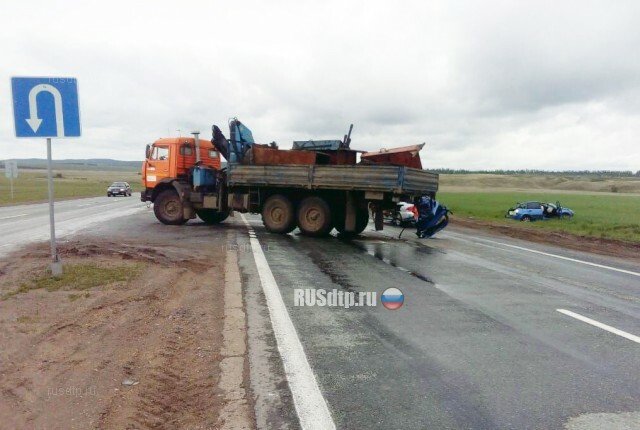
192,166,216,189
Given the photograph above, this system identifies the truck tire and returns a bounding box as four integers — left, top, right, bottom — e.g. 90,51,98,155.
154,189,187,225
196,209,229,225
334,208,369,235
262,194,296,233
297,196,332,237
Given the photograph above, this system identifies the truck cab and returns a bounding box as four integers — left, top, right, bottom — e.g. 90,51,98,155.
141,137,228,225
141,137,221,192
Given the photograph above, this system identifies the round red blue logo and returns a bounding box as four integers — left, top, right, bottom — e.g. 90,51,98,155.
381,288,404,310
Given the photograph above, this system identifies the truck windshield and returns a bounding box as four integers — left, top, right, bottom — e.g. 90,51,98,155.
151,146,169,160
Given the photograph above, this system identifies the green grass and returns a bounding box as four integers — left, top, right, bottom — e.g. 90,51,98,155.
68,292,91,302
439,174,640,194
16,315,39,323
3,262,144,299
439,191,640,242
0,169,143,206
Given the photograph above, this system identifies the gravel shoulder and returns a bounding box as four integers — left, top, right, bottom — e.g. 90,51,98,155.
0,238,247,429
451,216,640,262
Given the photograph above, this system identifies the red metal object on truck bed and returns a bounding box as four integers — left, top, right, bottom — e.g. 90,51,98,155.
361,143,425,169
251,144,317,165
317,149,358,165
250,144,358,166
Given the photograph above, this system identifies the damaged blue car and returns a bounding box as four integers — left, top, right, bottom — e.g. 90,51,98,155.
506,201,574,222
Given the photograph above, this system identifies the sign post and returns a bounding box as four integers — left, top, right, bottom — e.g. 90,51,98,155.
45,138,60,276
4,160,18,200
11,77,81,277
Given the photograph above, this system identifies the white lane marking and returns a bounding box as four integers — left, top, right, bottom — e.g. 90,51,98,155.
473,237,640,278
0,244,13,248
77,203,92,207
0,213,28,220
557,309,640,344
240,214,336,430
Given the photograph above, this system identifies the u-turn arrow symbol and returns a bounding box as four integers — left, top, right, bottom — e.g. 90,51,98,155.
26,84,65,136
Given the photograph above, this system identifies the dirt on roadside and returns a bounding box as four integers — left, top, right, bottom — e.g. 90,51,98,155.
0,238,237,429
452,216,640,263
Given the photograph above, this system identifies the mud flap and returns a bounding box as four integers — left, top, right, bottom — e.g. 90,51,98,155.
183,205,196,220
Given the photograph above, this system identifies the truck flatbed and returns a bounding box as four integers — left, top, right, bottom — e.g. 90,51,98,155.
227,164,439,195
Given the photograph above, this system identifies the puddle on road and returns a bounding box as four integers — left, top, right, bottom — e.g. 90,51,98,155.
306,239,436,291
365,248,434,284
312,256,360,292
264,228,438,288
346,239,436,285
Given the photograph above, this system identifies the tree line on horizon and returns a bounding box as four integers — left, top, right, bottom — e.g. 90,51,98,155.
1,160,638,177
430,168,640,177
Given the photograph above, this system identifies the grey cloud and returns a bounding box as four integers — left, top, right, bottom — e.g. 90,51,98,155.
0,0,639,170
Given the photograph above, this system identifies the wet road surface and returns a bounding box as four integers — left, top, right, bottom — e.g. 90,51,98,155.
6,203,639,429
237,214,640,430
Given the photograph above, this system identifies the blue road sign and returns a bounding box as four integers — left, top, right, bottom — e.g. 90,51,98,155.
11,77,81,138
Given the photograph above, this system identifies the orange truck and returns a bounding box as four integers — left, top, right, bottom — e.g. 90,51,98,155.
141,119,440,236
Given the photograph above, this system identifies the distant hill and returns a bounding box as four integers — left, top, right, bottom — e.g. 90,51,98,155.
430,168,640,177
0,159,142,171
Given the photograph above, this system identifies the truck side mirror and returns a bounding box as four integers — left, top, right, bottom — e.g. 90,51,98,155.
145,144,151,159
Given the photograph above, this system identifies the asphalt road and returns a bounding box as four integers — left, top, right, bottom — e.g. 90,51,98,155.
235,214,640,430
2,202,639,429
0,196,145,257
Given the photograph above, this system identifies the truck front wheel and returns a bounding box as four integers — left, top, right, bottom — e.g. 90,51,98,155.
297,196,332,237
154,189,187,225
196,209,229,225
262,194,296,233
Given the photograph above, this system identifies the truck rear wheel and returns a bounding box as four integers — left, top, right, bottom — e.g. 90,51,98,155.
262,194,296,233
297,196,332,237
334,208,369,235
154,189,187,225
196,209,229,225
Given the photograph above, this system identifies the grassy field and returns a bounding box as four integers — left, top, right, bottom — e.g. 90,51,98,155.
2,169,638,243
438,174,640,243
440,173,640,194
0,169,142,206
439,192,640,242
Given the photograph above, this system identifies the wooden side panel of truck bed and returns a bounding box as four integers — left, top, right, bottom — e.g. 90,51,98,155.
227,164,439,195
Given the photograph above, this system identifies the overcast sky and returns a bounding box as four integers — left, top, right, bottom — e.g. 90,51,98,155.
1,0,639,170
